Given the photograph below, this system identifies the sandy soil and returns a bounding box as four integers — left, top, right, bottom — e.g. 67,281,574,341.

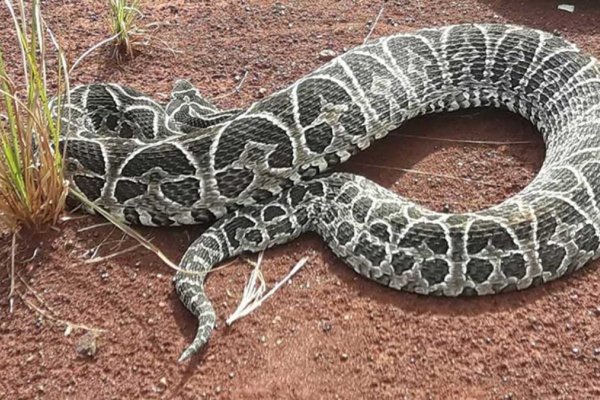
1,1,600,399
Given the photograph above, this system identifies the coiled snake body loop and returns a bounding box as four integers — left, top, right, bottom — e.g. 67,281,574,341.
55,24,600,361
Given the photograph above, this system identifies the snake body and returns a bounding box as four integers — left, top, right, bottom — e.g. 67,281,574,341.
55,24,600,361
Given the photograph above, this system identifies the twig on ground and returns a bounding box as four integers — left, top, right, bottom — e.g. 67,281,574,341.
69,33,120,74
8,232,16,313
348,162,501,187
364,3,385,44
60,214,87,222
20,247,39,263
139,36,181,56
86,227,116,259
16,274,106,335
215,69,249,99
407,196,486,208
68,188,188,273
84,243,142,264
18,291,105,336
234,70,249,92
77,222,113,233
391,133,535,145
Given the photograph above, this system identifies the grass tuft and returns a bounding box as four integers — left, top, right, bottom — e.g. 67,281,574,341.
108,0,144,61
0,0,69,232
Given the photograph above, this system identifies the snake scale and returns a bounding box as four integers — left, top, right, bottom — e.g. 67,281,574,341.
54,24,600,362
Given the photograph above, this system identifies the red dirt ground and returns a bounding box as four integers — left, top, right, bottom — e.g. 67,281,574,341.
2,1,600,399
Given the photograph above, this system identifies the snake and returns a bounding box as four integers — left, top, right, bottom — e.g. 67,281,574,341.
53,24,600,362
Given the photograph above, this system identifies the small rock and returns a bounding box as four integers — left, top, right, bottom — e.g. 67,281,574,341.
157,377,167,392
76,331,98,358
273,2,286,15
319,49,337,61
572,347,580,355
557,4,575,13
257,87,268,97
100,271,109,281
229,372,235,379
341,353,349,361
322,321,332,332
593,348,600,356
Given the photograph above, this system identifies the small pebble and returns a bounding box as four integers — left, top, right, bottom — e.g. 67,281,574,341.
158,377,167,391
319,49,337,61
76,331,98,358
341,353,349,361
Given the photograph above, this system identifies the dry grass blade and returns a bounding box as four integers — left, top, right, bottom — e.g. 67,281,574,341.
84,243,143,264
364,3,385,44
17,273,106,335
392,133,535,145
8,231,16,312
68,188,208,276
226,255,309,326
349,162,501,187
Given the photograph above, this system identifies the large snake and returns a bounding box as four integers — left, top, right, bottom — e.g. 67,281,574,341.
55,24,600,362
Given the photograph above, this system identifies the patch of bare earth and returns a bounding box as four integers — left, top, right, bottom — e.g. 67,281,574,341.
1,1,600,399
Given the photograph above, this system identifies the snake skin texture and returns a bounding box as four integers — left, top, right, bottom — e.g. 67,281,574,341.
53,24,600,362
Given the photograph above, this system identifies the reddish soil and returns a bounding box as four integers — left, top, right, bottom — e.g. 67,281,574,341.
2,1,600,399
